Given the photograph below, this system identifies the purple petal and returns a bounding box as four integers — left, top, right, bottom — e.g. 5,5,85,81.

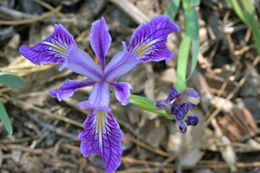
155,87,180,109
78,110,123,173
104,42,139,81
61,44,103,81
185,115,200,126
166,87,181,102
155,100,170,109
171,103,189,120
90,17,111,69
182,88,200,98
178,121,187,134
49,80,95,101
79,81,110,111
128,15,180,63
19,24,75,65
112,82,132,105
181,88,200,105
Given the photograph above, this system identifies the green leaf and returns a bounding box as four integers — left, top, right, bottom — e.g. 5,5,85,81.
191,0,200,6
129,95,174,120
227,0,246,23
187,3,200,79
176,35,191,92
241,0,260,55
0,101,13,134
175,0,200,91
164,0,180,19
0,71,26,88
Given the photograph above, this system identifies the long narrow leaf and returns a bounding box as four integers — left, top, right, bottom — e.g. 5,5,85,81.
175,35,191,92
175,0,200,91
186,0,200,79
164,0,180,19
129,95,174,120
191,0,200,6
227,0,247,24
0,101,13,134
241,0,260,55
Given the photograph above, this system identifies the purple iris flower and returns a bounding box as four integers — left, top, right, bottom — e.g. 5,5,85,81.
155,87,200,134
19,16,179,172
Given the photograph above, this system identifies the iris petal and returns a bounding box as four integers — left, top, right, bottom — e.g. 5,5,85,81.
90,17,112,69
104,42,139,81
78,110,123,173
19,24,75,65
79,81,110,111
49,80,95,101
128,15,180,63
62,44,103,81
112,82,132,105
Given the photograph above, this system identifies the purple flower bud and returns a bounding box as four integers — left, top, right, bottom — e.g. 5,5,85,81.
166,87,181,102
155,100,169,109
182,88,199,98
181,88,200,105
178,121,187,134
171,103,189,120
186,115,200,126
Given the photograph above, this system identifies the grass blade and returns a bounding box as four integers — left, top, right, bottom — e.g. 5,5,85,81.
175,0,200,91
176,35,191,92
186,0,200,79
164,0,180,19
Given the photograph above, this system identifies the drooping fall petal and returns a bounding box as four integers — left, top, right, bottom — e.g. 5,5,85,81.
78,110,123,173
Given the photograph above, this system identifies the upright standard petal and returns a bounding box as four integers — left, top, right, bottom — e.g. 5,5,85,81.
62,44,103,81
112,82,132,105
78,110,123,173
104,42,139,81
19,24,75,65
128,15,180,63
90,17,111,69
166,87,181,102
79,81,110,111
49,80,95,101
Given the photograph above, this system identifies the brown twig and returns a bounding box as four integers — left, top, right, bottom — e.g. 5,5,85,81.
2,144,52,155
124,134,170,157
31,0,65,18
4,94,82,128
0,5,62,25
153,152,180,172
0,136,38,144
